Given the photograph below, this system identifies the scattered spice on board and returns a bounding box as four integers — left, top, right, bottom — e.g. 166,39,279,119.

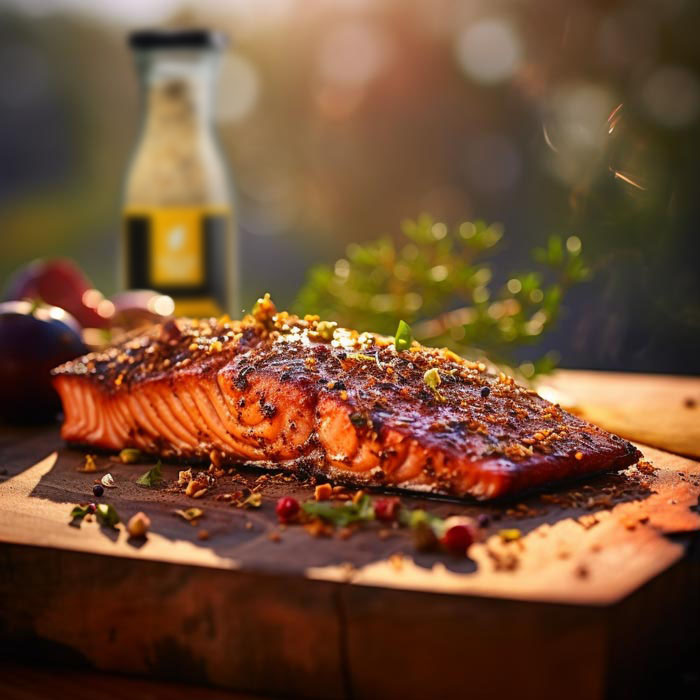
119,448,143,464
174,507,204,523
77,454,98,473
486,546,519,572
389,553,404,572
574,564,590,579
577,514,599,530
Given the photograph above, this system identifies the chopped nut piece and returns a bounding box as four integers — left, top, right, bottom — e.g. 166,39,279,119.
119,448,142,464
127,511,151,538
352,489,366,505
314,483,333,501
304,518,332,537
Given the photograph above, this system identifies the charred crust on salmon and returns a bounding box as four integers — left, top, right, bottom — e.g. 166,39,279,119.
51,296,642,500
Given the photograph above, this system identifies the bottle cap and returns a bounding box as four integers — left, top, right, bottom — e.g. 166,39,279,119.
128,29,229,51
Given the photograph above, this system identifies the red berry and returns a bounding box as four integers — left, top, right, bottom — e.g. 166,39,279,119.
275,496,300,523
374,497,400,522
87,503,96,514
440,517,476,554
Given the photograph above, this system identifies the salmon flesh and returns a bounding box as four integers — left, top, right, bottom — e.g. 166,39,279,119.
52,302,641,500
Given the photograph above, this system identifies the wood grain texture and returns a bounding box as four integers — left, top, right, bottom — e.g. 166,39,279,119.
0,370,699,698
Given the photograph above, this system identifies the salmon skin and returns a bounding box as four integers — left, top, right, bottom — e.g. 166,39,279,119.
52,298,641,500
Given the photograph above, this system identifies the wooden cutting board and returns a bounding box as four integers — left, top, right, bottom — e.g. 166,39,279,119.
1,371,699,700
539,370,700,458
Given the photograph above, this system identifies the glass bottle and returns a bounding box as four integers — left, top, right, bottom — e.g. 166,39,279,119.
122,29,237,317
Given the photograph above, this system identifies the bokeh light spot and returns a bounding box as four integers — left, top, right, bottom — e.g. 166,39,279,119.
506,278,522,294
217,54,260,124
430,264,448,282
566,235,582,253
455,18,522,84
318,21,393,87
431,222,447,240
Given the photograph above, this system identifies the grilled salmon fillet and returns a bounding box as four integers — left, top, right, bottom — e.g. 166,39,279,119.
52,297,641,500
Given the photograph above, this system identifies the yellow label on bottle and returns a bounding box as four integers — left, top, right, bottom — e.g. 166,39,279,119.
123,206,231,316
148,208,205,287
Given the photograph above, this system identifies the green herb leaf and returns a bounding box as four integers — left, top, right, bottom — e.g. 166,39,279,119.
399,507,444,534
398,508,445,550
136,461,163,487
302,494,375,527
96,503,120,529
346,352,375,362
69,505,91,524
394,320,413,352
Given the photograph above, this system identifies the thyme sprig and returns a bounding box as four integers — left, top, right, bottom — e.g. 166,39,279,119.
296,214,590,377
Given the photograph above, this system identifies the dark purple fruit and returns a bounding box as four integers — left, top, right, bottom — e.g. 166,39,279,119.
0,301,86,423
3,258,111,329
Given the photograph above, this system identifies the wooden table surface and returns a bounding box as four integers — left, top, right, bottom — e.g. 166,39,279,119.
1,370,699,699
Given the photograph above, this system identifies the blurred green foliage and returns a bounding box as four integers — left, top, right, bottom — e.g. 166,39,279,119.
296,215,590,377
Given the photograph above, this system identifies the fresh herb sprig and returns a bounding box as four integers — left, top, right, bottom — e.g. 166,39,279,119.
302,494,375,527
296,215,590,377
69,503,121,529
394,320,413,351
